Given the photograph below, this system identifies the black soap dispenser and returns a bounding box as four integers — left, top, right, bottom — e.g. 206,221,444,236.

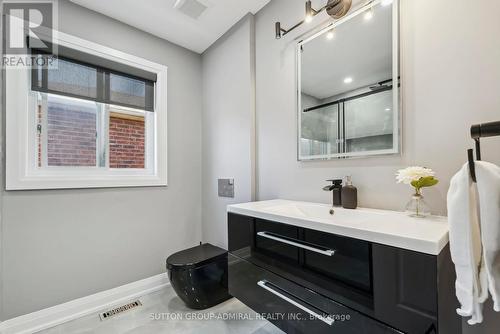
342,175,358,209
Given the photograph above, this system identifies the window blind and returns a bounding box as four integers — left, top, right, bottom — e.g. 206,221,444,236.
31,44,155,112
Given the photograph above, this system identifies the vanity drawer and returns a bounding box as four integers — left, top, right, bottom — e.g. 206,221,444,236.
302,228,372,292
255,219,300,263
228,254,401,334
254,217,372,292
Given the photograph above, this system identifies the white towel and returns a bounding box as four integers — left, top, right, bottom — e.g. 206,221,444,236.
447,163,488,324
475,161,500,312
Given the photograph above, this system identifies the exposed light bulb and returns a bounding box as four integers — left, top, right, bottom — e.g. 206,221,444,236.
364,8,373,20
326,29,334,40
381,0,393,6
305,0,315,23
344,77,353,84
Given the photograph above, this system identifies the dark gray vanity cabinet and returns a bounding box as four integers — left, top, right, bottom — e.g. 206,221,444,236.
372,245,460,334
228,213,462,334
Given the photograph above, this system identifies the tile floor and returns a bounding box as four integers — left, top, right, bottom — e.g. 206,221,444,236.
38,286,284,334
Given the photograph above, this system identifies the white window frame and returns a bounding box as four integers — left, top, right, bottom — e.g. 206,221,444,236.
6,29,168,190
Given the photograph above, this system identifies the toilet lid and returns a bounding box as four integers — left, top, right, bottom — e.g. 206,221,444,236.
166,243,227,270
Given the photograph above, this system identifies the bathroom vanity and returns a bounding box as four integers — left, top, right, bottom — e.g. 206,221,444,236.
227,200,461,334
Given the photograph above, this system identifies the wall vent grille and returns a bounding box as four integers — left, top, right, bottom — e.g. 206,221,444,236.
99,300,142,321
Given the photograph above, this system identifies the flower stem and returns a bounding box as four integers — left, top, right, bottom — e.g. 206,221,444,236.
414,187,421,217
416,197,419,216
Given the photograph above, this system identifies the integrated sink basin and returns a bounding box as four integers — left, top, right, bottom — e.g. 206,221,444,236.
227,199,449,255
263,201,381,222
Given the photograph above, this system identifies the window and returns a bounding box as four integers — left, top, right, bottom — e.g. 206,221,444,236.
35,94,149,169
31,53,155,172
6,30,167,190
40,94,99,168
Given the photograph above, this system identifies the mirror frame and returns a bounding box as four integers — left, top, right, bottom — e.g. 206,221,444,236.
297,0,401,161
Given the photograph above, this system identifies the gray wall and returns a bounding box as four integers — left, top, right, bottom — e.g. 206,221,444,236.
201,15,256,248
1,0,203,320
254,0,500,332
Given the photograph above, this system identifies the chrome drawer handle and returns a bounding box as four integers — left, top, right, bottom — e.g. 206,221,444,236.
257,231,335,256
257,280,334,326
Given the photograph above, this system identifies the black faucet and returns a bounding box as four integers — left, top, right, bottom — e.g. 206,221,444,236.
323,179,343,207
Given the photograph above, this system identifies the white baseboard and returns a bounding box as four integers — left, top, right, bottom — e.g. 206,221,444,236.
0,273,170,334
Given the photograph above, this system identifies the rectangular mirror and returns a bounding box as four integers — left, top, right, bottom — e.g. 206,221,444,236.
298,0,400,160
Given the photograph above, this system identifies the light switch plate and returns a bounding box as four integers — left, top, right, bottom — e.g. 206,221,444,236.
218,178,234,198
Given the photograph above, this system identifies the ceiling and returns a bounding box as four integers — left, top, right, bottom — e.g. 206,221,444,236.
301,2,393,99
69,0,271,53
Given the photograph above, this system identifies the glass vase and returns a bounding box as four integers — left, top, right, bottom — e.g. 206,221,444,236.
405,192,431,218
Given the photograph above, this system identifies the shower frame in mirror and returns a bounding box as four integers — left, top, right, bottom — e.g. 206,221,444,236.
297,0,400,161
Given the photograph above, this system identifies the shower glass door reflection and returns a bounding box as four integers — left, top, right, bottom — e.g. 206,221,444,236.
344,89,394,154
299,88,395,158
300,103,339,158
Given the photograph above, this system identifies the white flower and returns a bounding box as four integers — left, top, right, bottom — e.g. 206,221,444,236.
396,166,435,185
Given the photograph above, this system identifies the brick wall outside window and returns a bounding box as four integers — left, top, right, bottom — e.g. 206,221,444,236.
37,99,145,168
46,102,97,167
109,114,145,169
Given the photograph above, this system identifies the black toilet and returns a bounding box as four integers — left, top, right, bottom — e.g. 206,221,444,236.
166,243,231,310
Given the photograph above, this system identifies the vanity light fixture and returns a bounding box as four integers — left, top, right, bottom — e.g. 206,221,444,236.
305,0,317,23
326,0,352,19
275,22,285,39
275,0,351,39
344,77,353,84
276,1,322,39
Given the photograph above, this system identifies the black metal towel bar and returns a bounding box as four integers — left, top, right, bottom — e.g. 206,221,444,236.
468,121,500,182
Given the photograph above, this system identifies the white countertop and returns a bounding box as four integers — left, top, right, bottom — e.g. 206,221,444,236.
227,199,449,255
